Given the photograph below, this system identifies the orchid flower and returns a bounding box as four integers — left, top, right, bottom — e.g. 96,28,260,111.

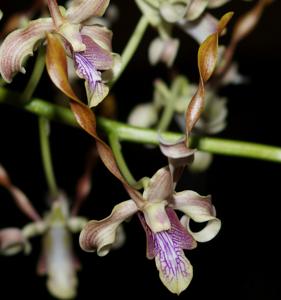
0,154,119,299
135,0,230,65
79,163,221,295
0,0,116,107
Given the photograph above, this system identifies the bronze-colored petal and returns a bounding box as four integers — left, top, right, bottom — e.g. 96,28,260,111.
185,12,233,136
79,200,138,255
66,0,110,24
46,33,145,208
0,18,54,82
214,0,272,79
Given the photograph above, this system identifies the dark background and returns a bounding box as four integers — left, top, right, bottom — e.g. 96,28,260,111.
0,0,281,299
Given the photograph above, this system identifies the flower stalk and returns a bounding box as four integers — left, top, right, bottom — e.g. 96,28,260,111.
1,87,281,164
108,132,137,186
38,116,58,197
21,46,46,102
110,15,149,86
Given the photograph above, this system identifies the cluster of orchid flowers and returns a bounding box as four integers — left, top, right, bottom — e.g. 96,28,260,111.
0,0,271,298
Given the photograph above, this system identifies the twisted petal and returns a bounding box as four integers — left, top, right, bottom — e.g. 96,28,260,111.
0,228,30,255
0,18,54,82
174,191,221,242
79,200,138,256
66,0,110,24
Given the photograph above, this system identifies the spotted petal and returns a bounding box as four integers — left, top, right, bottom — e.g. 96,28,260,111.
0,18,54,82
79,200,138,256
66,0,110,24
174,190,221,242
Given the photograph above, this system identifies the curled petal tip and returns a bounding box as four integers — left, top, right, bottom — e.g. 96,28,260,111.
0,18,54,82
79,200,138,255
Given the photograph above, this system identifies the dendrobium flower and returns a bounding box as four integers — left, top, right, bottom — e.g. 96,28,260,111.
0,0,115,107
0,157,115,299
135,0,230,65
79,165,221,294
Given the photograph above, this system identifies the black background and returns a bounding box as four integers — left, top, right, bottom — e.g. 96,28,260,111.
0,0,281,299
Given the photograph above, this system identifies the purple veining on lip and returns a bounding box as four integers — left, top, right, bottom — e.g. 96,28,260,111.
154,229,190,280
153,208,195,282
139,207,196,284
73,51,102,91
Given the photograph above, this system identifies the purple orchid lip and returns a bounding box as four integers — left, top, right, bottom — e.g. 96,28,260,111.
138,208,196,294
74,52,102,91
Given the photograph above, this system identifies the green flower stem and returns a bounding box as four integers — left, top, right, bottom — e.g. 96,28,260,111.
110,16,149,86
1,87,281,164
156,81,175,132
22,47,45,101
108,132,137,186
38,117,58,197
